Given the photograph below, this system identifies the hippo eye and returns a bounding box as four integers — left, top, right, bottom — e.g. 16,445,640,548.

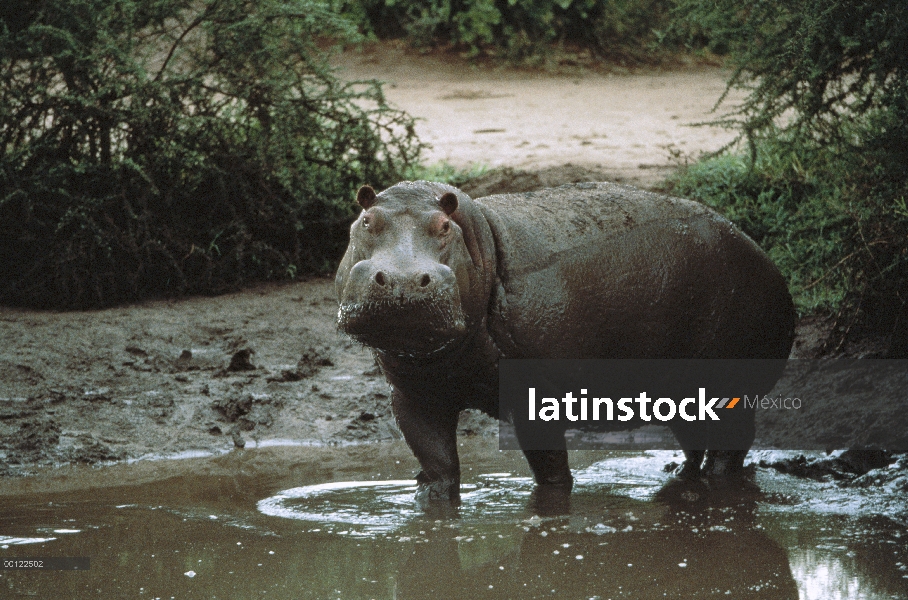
362,216,370,229
441,221,450,234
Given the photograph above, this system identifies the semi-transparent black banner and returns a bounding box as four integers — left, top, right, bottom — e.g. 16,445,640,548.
498,359,908,451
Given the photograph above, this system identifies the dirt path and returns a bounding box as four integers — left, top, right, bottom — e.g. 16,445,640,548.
334,44,744,187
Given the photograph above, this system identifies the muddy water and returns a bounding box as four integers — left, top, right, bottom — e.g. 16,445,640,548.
1,439,906,599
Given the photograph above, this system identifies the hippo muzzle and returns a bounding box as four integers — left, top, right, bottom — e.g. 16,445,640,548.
337,257,467,355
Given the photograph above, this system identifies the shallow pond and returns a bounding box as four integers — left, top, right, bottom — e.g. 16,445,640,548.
1,439,906,599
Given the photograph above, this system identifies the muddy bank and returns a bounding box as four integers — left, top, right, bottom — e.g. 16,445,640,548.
759,447,908,489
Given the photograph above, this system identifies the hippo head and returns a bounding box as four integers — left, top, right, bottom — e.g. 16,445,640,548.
335,181,490,357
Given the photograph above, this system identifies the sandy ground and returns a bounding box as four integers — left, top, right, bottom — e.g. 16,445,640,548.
333,44,745,187
0,46,862,477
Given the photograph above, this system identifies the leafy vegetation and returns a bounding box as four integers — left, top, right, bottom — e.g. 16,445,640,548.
669,0,908,353
406,161,490,188
672,0,908,157
0,0,424,309
672,142,908,318
341,0,678,61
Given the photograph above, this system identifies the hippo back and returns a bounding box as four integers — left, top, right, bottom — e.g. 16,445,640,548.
475,182,795,361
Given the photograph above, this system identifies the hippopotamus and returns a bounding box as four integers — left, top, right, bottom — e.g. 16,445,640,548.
335,181,795,501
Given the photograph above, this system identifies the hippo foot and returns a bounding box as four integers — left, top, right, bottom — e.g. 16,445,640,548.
414,472,460,505
702,450,748,478
673,460,701,480
672,458,704,480
671,449,705,480
528,482,573,516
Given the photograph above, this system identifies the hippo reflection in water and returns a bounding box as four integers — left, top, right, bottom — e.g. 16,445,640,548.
394,489,799,599
335,181,795,502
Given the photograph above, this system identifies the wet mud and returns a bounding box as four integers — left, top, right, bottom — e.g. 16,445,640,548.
760,447,908,487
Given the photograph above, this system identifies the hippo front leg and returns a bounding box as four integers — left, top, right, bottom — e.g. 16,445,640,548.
392,389,461,503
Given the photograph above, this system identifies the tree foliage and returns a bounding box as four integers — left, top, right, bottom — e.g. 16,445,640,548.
342,0,675,60
671,0,908,353
0,0,424,309
675,0,908,160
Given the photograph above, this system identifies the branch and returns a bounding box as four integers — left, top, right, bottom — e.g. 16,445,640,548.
154,2,218,83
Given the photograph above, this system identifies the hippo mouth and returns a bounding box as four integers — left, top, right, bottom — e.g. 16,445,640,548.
337,297,467,356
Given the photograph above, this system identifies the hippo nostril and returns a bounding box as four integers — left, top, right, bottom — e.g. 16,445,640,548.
374,271,386,286
419,274,431,287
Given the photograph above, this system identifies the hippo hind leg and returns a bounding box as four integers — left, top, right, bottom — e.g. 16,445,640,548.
523,449,573,488
702,449,748,477
674,449,705,479
514,420,574,488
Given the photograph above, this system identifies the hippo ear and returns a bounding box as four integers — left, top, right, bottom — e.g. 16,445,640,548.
357,185,377,209
439,192,458,216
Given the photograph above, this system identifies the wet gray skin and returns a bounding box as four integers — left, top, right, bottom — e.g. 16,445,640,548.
1,442,906,599
335,181,796,501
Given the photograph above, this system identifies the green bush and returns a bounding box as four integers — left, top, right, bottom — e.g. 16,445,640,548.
670,136,908,350
669,0,908,353
0,0,424,309
343,0,677,61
